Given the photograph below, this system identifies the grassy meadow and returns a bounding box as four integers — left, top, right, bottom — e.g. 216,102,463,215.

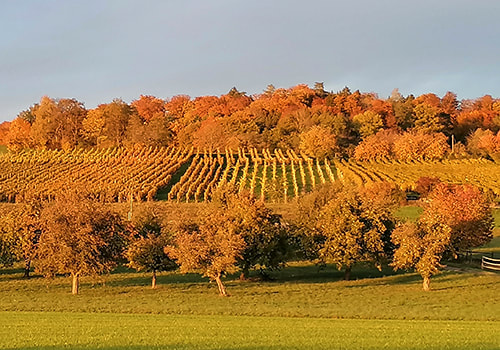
2,312,499,350
0,200,499,349
0,261,499,349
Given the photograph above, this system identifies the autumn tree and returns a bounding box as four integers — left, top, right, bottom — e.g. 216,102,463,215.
391,183,493,291
192,117,227,150
393,131,449,161
467,129,500,161
352,110,384,139
414,176,441,198
125,206,177,288
131,95,166,123
0,211,18,267
6,118,33,151
36,191,125,294
30,97,87,149
423,183,493,256
0,121,10,146
299,184,395,280
353,129,400,161
83,99,134,147
0,197,44,277
211,188,291,280
299,125,338,159
165,207,245,296
391,222,450,291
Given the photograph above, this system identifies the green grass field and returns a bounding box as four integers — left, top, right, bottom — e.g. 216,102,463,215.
0,262,499,349
1,312,499,350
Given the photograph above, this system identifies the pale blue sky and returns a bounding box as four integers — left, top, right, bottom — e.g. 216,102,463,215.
1,0,500,122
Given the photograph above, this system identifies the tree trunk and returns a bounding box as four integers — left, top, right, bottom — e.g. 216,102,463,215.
344,266,352,281
214,274,228,297
23,258,31,279
239,267,249,281
152,270,157,289
422,275,431,291
71,273,79,295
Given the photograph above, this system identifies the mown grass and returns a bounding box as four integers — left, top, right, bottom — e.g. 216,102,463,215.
1,262,499,349
0,262,498,321
1,312,499,350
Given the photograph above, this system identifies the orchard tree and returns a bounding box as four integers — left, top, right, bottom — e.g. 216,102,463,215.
0,197,44,277
421,183,493,256
391,222,451,291
212,188,291,280
36,191,125,294
316,188,395,280
391,183,493,291
299,184,395,280
0,212,17,267
125,206,177,288
165,207,245,296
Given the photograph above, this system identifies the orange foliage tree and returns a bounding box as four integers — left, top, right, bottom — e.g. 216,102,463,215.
131,95,166,123
299,125,338,158
353,129,400,161
392,183,493,291
165,206,245,296
393,131,449,161
6,118,33,151
36,191,125,294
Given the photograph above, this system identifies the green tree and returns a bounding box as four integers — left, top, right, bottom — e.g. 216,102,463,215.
315,188,395,279
0,197,44,277
212,188,291,280
413,103,451,135
352,110,384,139
126,206,177,288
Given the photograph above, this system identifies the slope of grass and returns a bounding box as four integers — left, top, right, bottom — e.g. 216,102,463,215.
1,312,499,350
0,263,498,321
1,262,499,349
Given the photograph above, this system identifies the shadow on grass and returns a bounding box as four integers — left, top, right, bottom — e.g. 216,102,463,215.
106,270,207,288
0,267,25,276
242,263,406,285
0,267,45,282
106,263,412,288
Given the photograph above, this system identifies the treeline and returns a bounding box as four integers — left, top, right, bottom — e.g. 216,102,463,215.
0,182,493,295
1,84,500,160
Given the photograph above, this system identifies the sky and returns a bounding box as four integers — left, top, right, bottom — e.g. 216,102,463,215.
1,0,500,123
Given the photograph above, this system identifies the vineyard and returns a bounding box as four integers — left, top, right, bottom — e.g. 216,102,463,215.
1,146,500,203
0,146,337,203
335,158,500,196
